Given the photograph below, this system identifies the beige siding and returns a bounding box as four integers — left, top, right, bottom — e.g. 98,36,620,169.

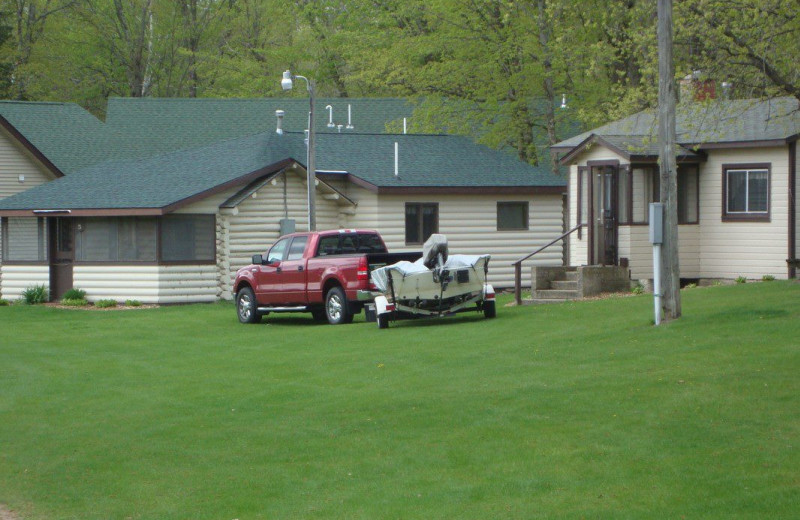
0,264,49,300
698,147,789,279
0,127,56,200
621,225,700,280
73,265,217,304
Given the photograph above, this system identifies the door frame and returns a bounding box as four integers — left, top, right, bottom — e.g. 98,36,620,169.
49,217,74,300
586,160,620,266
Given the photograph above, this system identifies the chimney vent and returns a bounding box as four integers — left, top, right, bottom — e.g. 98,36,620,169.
275,110,284,135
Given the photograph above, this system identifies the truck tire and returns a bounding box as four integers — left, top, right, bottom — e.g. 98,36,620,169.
483,300,496,319
325,286,353,325
236,287,261,324
377,313,390,329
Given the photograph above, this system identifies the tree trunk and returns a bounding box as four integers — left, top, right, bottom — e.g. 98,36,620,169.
657,0,681,321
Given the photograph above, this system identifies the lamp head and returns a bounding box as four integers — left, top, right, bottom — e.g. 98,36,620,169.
281,70,293,91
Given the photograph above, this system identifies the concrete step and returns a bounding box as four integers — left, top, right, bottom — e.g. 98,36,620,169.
563,271,578,281
533,289,579,300
551,280,578,290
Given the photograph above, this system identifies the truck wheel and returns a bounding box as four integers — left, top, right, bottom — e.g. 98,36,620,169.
236,287,261,324
325,286,353,325
483,300,496,319
377,313,390,329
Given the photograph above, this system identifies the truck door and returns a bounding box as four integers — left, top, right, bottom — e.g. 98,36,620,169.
255,237,289,304
276,235,309,304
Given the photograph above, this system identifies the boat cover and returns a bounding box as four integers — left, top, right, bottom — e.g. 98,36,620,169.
371,254,490,293
422,233,449,269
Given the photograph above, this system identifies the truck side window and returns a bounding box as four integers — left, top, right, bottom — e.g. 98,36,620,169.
267,238,290,263
356,233,387,253
317,236,340,256
286,236,308,261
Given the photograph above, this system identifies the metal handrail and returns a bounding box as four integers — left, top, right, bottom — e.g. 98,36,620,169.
512,223,585,305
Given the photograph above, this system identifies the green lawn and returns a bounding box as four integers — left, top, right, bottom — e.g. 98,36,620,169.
1,282,798,519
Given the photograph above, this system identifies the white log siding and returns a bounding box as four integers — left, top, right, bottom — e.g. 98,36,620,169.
337,186,563,288
567,144,792,280
72,265,217,303
0,127,56,199
223,170,351,298
0,264,49,300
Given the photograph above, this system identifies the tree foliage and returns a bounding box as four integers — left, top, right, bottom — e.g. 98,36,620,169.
0,0,796,159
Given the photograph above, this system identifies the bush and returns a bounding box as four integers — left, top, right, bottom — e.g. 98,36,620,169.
61,298,89,307
684,283,697,289
735,276,747,284
63,288,87,300
631,284,644,295
0,298,9,306
762,275,775,282
125,299,142,307
21,284,49,305
95,299,118,308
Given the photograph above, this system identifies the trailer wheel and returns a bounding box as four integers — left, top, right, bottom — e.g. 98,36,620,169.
483,300,496,319
325,286,353,325
236,287,261,324
377,313,390,329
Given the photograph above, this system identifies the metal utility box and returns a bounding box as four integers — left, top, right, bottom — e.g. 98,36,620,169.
649,203,664,244
279,218,296,237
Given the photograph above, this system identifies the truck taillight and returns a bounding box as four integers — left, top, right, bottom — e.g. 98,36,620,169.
357,256,369,283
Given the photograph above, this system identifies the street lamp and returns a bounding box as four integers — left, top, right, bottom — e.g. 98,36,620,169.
281,70,317,231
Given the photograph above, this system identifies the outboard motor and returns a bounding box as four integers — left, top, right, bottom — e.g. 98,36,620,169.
422,234,448,270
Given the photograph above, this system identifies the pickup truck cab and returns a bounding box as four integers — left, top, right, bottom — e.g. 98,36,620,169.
233,229,420,324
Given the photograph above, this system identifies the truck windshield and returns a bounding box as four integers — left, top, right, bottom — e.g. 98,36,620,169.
316,233,387,256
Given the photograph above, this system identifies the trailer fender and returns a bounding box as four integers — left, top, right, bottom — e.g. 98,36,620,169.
375,295,392,315
483,284,496,301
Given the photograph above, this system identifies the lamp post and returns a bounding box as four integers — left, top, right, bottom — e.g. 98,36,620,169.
281,70,316,231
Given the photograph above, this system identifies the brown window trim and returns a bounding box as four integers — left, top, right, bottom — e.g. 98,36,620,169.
497,201,529,231
721,163,771,222
678,164,700,225
631,165,659,225
405,202,439,245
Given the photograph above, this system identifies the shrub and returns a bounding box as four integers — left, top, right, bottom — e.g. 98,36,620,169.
63,288,87,300
21,284,49,305
95,299,118,308
735,276,747,284
0,298,9,306
631,284,644,295
762,275,775,282
684,283,697,289
61,298,89,307
125,299,142,307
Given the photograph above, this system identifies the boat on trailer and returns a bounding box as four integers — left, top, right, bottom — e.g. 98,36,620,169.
369,234,496,329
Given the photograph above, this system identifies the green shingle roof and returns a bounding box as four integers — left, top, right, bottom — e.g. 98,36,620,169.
554,97,800,151
0,101,133,174
104,97,417,157
0,129,564,212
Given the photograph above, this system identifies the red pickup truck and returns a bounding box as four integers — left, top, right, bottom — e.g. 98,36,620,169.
233,229,420,324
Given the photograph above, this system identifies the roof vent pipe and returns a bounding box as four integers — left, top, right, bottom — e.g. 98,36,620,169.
394,142,399,177
337,124,343,133
560,94,567,109
403,118,407,134
275,109,284,135
326,105,334,128
346,104,354,129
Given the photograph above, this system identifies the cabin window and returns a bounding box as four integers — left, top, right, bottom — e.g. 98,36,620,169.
405,203,438,245
678,165,699,224
75,217,157,262
723,164,770,221
497,202,529,231
1,217,47,262
618,167,632,225
632,166,659,224
160,214,215,262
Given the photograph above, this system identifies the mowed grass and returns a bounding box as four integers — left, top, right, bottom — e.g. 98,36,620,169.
1,282,798,519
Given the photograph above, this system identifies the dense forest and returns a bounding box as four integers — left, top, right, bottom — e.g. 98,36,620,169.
1,0,797,164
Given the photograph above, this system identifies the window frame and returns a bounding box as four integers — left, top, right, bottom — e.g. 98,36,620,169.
404,202,439,245
722,163,771,222
496,201,529,231
677,164,700,225
630,165,660,225
158,214,216,265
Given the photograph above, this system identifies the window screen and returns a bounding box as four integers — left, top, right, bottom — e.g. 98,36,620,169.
75,218,157,262
497,202,529,230
3,217,46,261
160,215,215,262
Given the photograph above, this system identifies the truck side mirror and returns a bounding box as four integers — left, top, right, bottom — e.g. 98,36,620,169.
252,254,264,265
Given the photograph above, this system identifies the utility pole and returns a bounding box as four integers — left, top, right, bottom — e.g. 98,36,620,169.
657,0,681,321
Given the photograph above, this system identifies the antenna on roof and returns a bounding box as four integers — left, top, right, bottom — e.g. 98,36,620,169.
394,142,399,177
346,104,354,130
403,118,407,134
325,105,334,128
560,94,568,109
